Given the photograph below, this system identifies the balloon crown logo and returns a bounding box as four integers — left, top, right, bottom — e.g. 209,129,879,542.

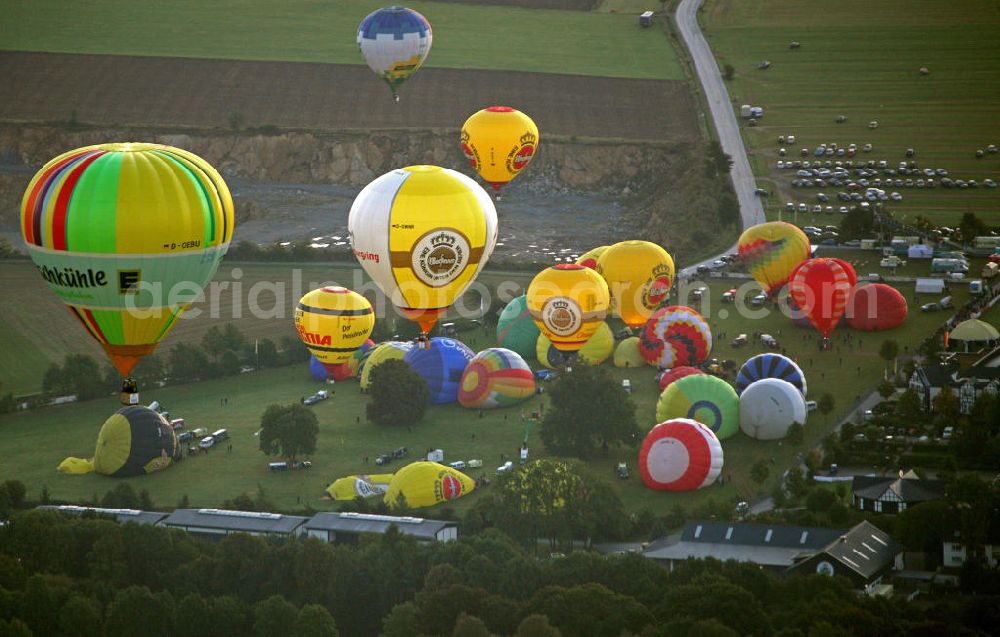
411,229,469,286
430,232,457,248
519,131,537,146
652,263,672,277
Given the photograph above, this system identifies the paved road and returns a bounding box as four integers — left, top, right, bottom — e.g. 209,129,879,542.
675,0,766,275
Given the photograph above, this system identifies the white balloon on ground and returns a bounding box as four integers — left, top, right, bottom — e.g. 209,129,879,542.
739,378,807,440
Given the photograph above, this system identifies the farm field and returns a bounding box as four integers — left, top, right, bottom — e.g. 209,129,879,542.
0,254,977,515
0,0,681,80
701,0,1000,225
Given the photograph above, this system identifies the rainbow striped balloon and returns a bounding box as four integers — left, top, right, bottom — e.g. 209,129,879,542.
20,143,233,377
458,348,535,409
639,305,713,369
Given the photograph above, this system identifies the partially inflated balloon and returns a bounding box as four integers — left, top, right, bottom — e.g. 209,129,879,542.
613,337,645,368
357,6,432,100
360,341,414,390
576,246,610,270
496,295,540,359
328,338,375,381
404,337,475,404
295,287,375,367
639,306,713,368
656,374,739,440
58,406,179,477
537,322,614,369
847,283,907,332
527,264,609,355
658,366,705,391
325,474,393,500
20,143,234,378
597,240,675,329
788,258,853,338
461,106,539,193
349,166,497,337
739,378,807,440
639,418,723,491
384,461,475,509
738,222,810,295
736,353,807,396
459,348,535,409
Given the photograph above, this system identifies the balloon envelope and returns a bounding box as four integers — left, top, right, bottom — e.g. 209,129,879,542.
384,461,475,509
847,283,907,331
739,378,807,440
738,222,810,295
639,418,723,491
325,474,393,500
295,287,375,366
59,406,179,477
496,295,541,359
20,143,234,377
357,6,432,97
639,306,713,368
656,374,740,440
613,337,645,368
349,165,497,335
360,341,415,390
658,366,705,391
404,337,475,404
459,348,535,409
527,264,610,353
537,322,614,369
309,355,328,381
330,338,376,381
461,106,539,192
576,245,610,270
789,258,854,338
736,353,807,396
597,240,675,328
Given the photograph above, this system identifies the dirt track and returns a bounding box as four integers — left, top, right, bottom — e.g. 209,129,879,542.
0,52,698,142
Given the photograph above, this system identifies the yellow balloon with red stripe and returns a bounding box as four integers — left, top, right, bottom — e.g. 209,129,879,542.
461,106,539,193
348,165,498,336
19,142,234,377
527,264,610,353
576,245,610,270
294,287,375,366
597,240,675,329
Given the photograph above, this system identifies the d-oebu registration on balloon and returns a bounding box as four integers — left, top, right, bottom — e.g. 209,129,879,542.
348,165,497,342
20,143,234,399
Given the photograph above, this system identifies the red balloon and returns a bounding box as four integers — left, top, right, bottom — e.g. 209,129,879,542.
790,257,856,290
788,258,854,338
658,366,705,391
638,418,723,491
847,283,907,331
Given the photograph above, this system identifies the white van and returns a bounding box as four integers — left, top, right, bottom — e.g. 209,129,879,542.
622,379,631,394
198,436,215,449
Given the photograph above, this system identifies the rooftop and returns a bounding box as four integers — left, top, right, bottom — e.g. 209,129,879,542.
852,475,945,503
37,505,168,526
161,508,309,534
304,512,454,539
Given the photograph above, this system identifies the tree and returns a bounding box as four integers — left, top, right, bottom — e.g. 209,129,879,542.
105,586,172,637
282,336,311,364
750,457,770,487
58,595,103,637
452,613,491,637
932,384,960,421
707,141,734,175
292,604,339,637
382,602,421,637
878,380,896,400
517,614,562,637
958,212,987,244
838,208,875,240
806,488,837,514
259,404,319,462
42,354,105,400
895,388,924,422
256,338,279,368
786,422,804,445
168,343,211,382
540,365,638,458
879,339,899,367
817,393,835,423
722,63,735,80
253,595,298,637
219,350,242,376
366,359,429,427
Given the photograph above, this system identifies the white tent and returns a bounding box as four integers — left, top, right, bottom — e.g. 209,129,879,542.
908,244,934,259
915,278,945,294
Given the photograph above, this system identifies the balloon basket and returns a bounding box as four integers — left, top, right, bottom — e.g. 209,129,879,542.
393,93,400,103
120,392,139,406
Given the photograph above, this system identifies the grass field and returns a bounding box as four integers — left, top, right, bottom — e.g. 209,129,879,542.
0,252,975,517
0,0,682,80
701,0,1000,225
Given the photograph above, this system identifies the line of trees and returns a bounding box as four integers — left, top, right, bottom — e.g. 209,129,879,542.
2,503,998,637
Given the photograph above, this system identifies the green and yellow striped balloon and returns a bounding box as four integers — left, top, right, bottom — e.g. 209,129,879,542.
20,143,234,377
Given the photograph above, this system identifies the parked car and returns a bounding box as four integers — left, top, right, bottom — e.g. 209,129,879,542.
198,436,215,449
750,293,768,307
920,302,941,312
730,334,748,348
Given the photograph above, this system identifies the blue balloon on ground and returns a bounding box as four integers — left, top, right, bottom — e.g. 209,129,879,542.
736,353,807,396
309,355,328,382
404,338,476,404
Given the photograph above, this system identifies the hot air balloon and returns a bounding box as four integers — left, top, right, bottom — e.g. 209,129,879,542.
459,348,535,409
349,165,497,344
847,283,907,331
656,374,739,440
328,338,376,381
537,321,614,369
58,406,179,476
496,295,540,359
735,353,807,396
639,306,713,368
325,474,394,500
357,6,432,101
639,418,723,491
597,240,675,329
613,337,645,368
657,366,705,391
461,106,539,194
739,378,807,440
360,341,414,390
309,355,329,382
527,263,609,367
295,287,375,374
404,337,475,404
20,143,234,403
788,258,854,340
384,461,475,509
738,221,810,295
576,245,610,270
